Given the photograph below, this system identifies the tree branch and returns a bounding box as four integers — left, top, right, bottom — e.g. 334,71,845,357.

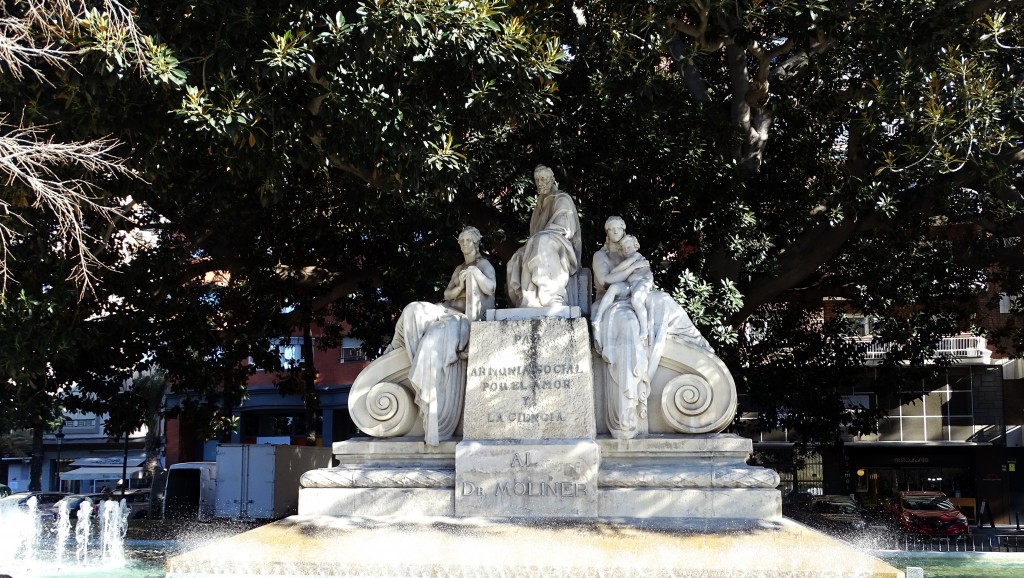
0,16,71,81
729,157,998,324
746,38,793,106
732,216,868,324
668,37,711,102
726,43,751,136
326,156,387,189
0,117,133,296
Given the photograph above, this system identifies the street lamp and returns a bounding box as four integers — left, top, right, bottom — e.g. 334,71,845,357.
53,428,65,492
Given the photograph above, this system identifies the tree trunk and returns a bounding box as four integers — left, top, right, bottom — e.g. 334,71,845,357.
302,318,319,445
143,427,162,479
138,371,167,486
120,431,129,498
28,426,43,491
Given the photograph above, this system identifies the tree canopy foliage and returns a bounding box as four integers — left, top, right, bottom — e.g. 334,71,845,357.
1,0,1022,454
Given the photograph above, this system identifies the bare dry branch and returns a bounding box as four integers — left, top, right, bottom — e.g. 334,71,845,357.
0,0,151,81
0,1,153,297
0,116,133,296
0,16,72,81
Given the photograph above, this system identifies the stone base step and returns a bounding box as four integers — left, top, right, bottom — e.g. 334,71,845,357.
167,516,903,578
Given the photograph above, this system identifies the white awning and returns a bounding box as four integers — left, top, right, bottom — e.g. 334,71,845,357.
69,455,146,468
59,466,143,481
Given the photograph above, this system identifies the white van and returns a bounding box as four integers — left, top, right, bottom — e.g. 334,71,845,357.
163,462,217,520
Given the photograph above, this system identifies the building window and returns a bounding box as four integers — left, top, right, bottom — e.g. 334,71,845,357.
879,368,976,442
340,337,366,363
240,411,321,441
251,337,306,371
844,313,877,337
341,347,366,363
64,418,96,429
277,337,305,368
999,293,1016,314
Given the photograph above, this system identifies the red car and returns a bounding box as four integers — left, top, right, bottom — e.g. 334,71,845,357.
890,491,969,537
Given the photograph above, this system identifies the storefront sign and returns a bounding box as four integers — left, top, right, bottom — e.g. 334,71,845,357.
893,457,930,464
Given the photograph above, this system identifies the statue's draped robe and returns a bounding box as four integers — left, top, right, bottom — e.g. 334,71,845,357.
507,191,582,307
386,262,494,445
593,247,712,439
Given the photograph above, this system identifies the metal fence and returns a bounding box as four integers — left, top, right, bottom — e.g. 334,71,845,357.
890,533,1024,553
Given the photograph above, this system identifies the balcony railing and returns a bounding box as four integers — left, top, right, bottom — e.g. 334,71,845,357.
935,335,990,358
855,334,991,363
864,342,888,360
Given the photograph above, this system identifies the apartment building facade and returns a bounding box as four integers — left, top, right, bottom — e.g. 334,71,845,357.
163,332,370,465
746,331,1024,525
2,411,148,494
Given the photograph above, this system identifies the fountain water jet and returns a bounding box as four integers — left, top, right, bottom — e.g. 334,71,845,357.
75,500,92,564
0,495,40,566
98,498,130,564
54,500,71,566
0,495,132,577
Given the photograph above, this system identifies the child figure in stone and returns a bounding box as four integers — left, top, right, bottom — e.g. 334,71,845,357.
591,234,655,344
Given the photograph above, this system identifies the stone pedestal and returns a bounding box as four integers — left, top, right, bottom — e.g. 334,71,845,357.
299,433,780,520
456,318,599,518
297,438,456,517
595,435,780,519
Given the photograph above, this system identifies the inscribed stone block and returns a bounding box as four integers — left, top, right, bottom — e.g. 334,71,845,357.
462,318,595,440
455,440,599,518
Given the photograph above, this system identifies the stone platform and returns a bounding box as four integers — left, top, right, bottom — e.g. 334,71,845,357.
297,434,781,520
165,515,905,578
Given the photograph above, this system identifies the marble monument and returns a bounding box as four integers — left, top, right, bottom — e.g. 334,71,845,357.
315,165,777,520
167,164,904,578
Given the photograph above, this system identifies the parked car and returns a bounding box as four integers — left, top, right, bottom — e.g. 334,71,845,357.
0,491,69,517
781,488,819,511
889,491,969,537
119,488,151,519
50,493,107,520
800,495,868,536
0,483,10,498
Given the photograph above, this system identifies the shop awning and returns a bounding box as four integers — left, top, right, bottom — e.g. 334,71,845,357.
59,466,143,481
69,455,146,468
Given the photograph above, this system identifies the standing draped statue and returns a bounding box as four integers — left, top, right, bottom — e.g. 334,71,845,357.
591,216,713,440
506,165,582,308
384,226,496,444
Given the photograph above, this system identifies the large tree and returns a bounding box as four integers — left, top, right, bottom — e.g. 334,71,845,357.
519,0,1023,444
2,1,1022,452
2,0,568,446
0,0,166,488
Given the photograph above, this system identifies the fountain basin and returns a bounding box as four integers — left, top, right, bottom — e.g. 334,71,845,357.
166,515,904,577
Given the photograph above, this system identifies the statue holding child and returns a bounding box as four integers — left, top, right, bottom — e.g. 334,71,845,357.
592,216,713,439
